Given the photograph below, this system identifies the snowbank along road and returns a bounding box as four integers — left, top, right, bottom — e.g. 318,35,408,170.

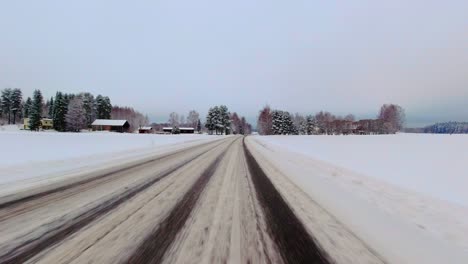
0,136,383,264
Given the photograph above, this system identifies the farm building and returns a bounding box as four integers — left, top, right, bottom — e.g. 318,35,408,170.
162,127,195,134
91,119,130,133
24,118,53,130
138,126,153,134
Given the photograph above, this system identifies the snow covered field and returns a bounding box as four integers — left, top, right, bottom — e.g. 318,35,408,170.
0,129,221,187
250,134,468,263
256,134,468,206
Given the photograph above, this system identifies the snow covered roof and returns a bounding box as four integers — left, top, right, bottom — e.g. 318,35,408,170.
139,126,153,130
92,119,129,126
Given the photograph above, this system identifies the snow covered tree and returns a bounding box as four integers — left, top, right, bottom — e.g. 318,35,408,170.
306,115,318,135
205,107,216,134
272,110,295,135
66,97,86,132
219,105,231,134
48,97,54,118
53,92,68,132
23,97,32,118
96,95,112,119
10,88,22,124
293,113,307,135
29,90,43,131
1,88,13,124
205,105,230,135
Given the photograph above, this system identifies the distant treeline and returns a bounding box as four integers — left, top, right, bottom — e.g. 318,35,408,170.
0,88,148,132
257,104,405,135
423,122,468,134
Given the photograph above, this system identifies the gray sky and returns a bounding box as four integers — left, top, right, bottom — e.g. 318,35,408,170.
1,1,467,127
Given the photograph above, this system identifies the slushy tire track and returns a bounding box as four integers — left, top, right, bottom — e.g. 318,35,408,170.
243,139,331,264
126,138,237,264
0,138,225,212
0,139,230,264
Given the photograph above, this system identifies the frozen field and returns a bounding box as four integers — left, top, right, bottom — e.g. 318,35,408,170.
250,134,468,263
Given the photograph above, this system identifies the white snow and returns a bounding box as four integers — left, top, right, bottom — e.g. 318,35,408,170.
0,130,222,187
91,119,128,126
250,134,468,263
256,134,468,206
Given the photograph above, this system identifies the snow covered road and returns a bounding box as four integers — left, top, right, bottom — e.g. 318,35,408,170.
0,136,386,263
2,132,461,263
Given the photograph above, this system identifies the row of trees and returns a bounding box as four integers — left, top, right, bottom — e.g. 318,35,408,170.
230,112,252,135
204,105,252,135
257,104,405,135
168,110,201,128
423,122,468,134
0,88,23,124
1,88,125,132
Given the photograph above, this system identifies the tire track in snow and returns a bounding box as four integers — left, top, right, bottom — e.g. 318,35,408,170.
243,138,331,264
126,138,237,264
0,139,229,264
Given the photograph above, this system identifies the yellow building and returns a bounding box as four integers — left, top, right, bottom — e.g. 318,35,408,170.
24,118,54,130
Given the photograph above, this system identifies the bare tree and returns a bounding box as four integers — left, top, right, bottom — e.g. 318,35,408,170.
344,114,355,122
230,112,241,134
111,106,148,132
257,105,273,135
179,115,186,126
378,104,405,133
168,112,179,127
187,110,199,128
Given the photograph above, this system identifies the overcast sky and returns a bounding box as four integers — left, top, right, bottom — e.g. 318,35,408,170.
1,1,467,126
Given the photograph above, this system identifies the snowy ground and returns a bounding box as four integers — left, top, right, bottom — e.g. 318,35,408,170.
0,128,223,190
249,134,468,263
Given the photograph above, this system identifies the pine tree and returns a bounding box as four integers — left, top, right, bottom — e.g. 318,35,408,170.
205,107,215,134
53,92,68,132
219,105,231,135
1,88,13,124
29,90,43,131
306,115,316,135
48,97,54,118
10,88,22,124
81,93,96,127
283,112,296,135
65,97,86,132
197,119,202,133
96,95,112,119
23,97,32,118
